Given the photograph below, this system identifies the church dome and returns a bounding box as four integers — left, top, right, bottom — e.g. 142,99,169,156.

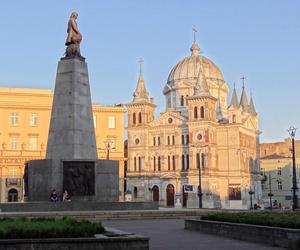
167,54,224,85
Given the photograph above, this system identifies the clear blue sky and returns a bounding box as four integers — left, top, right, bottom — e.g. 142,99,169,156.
0,1,299,143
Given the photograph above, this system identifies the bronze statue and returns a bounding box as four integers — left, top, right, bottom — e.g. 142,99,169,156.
65,12,82,58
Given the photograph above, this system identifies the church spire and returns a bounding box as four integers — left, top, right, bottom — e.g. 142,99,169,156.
193,55,211,97
132,58,150,103
216,85,224,121
239,76,249,111
190,25,200,56
248,89,257,115
229,82,239,108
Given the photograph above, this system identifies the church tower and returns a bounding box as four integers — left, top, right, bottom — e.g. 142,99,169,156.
127,60,156,175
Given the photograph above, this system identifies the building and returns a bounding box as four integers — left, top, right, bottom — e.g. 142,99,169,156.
126,30,262,209
260,140,300,208
0,88,125,202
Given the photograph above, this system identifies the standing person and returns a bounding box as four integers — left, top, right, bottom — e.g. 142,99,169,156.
50,190,58,202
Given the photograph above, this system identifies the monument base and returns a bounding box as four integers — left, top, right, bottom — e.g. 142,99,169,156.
25,159,119,202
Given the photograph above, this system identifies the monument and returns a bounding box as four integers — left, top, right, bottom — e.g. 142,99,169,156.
24,12,119,202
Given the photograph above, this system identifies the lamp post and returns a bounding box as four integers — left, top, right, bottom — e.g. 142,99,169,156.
248,188,254,210
288,126,298,210
267,171,274,210
198,156,203,209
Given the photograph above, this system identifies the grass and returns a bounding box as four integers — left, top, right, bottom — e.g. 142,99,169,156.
201,212,300,229
0,217,105,239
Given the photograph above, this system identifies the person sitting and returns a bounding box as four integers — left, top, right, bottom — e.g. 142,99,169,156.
50,190,58,202
62,190,71,202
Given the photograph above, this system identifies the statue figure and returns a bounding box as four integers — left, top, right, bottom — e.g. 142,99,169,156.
65,12,82,58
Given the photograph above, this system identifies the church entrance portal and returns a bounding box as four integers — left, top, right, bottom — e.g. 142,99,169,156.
152,185,159,202
166,184,174,207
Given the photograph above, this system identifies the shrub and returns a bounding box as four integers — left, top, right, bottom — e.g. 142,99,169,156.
0,217,105,239
201,212,300,229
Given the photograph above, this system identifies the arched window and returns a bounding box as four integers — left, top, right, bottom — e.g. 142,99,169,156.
158,136,161,146
158,156,161,171
172,135,175,145
200,106,204,118
182,155,185,170
186,154,189,170
153,137,156,146
181,96,184,106
232,114,236,123
196,153,200,169
168,155,171,171
172,155,176,171
194,107,198,119
201,153,206,169
186,134,189,145
138,157,142,172
133,113,136,125
153,156,156,171
167,136,170,145
138,112,142,124
181,135,184,145
134,157,137,171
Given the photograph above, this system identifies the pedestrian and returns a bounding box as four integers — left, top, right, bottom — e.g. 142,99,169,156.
50,189,58,202
62,190,71,202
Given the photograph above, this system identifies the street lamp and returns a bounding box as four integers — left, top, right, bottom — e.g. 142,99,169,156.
248,188,254,210
197,154,203,209
99,140,115,160
288,126,298,210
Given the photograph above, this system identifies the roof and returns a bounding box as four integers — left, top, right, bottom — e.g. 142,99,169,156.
260,153,290,160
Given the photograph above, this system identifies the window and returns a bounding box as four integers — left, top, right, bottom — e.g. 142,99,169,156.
29,137,38,151
138,157,142,172
201,153,206,169
168,155,171,171
133,113,136,125
172,135,175,145
9,166,17,177
232,114,236,123
93,115,97,128
153,157,156,171
228,185,241,200
277,167,282,176
108,116,115,128
186,154,189,170
200,106,204,118
194,107,198,119
158,136,160,146
30,113,38,126
181,96,184,106
182,155,185,170
11,112,19,126
134,157,137,171
167,136,170,145
172,155,176,171
138,112,142,124
10,137,18,150
278,180,282,190
158,156,161,171
181,135,184,145
186,134,189,145
153,137,156,146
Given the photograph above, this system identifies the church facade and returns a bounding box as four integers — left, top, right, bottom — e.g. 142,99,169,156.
126,31,262,209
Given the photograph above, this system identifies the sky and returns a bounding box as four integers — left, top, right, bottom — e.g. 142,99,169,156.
0,0,299,143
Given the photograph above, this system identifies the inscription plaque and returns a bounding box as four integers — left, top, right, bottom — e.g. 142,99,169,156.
63,161,95,196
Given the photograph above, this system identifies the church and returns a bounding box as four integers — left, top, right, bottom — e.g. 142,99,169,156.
126,29,262,209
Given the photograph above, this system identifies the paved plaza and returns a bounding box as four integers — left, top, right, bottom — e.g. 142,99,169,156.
103,219,285,250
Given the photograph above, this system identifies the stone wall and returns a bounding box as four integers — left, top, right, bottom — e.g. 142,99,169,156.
185,219,300,250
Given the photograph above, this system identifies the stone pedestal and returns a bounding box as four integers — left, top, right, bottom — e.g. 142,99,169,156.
25,56,119,202
26,159,119,202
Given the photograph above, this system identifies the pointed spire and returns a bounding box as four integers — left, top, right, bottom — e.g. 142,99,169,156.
193,55,211,97
248,89,257,115
229,82,239,108
132,58,150,103
239,76,249,111
216,85,224,120
190,25,200,56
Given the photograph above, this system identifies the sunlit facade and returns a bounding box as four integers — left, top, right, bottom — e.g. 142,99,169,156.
0,88,125,202
126,31,262,209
